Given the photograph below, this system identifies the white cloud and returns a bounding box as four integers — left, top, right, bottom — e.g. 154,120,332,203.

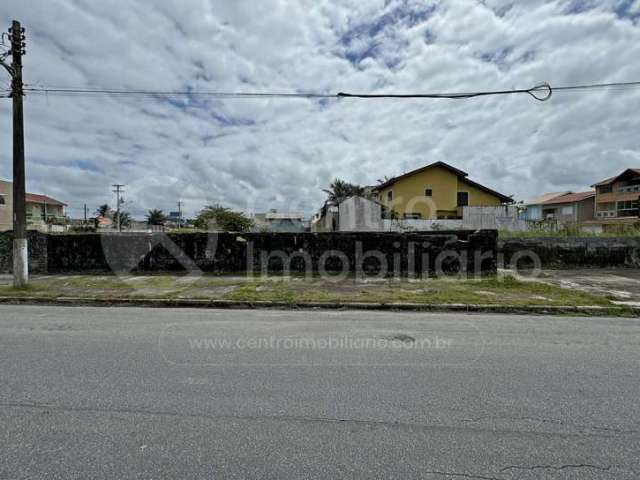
0,0,639,218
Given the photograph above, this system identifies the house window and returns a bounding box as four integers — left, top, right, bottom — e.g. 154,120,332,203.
387,191,393,202
599,185,613,194
0,195,5,205
561,206,573,215
425,188,433,197
457,192,469,207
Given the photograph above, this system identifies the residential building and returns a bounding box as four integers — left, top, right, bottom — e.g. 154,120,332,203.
252,210,306,232
0,179,68,232
372,161,512,220
591,168,640,221
0,179,12,231
521,191,571,221
538,191,595,224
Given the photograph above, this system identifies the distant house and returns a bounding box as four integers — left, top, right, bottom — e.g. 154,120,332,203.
0,179,67,232
372,161,512,220
521,191,571,221
252,210,306,232
539,191,595,224
591,168,640,221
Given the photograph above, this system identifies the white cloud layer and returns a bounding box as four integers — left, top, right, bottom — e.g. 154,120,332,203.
0,0,639,218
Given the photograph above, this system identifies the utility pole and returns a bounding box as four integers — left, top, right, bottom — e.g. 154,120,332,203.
177,200,183,230
112,184,124,232
0,21,28,286
83,203,87,225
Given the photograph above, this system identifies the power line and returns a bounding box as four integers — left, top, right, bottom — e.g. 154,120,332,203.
15,81,640,102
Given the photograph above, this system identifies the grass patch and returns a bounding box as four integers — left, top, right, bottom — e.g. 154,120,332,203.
0,273,614,307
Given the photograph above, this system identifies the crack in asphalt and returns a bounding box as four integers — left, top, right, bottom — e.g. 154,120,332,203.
0,401,613,440
500,463,611,472
424,472,504,480
461,415,638,435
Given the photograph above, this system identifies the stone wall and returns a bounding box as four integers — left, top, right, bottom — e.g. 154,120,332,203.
0,230,498,276
499,237,640,268
0,231,48,274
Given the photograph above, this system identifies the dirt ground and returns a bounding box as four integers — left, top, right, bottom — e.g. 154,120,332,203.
516,268,640,307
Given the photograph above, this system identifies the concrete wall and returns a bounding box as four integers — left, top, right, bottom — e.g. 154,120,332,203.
462,206,529,231
339,196,383,232
499,237,640,268
0,230,498,276
383,219,463,231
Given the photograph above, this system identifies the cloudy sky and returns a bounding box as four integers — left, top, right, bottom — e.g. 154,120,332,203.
1,0,639,219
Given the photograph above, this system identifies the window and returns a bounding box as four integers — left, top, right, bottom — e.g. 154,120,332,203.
599,185,612,194
457,192,469,207
425,188,433,197
403,213,422,219
561,206,573,215
0,195,5,206
617,200,640,217
387,191,393,202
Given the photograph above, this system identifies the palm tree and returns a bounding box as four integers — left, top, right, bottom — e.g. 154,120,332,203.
112,211,132,229
146,209,167,226
323,179,364,204
95,204,111,218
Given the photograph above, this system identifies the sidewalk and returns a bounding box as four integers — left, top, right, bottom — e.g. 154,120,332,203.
0,271,637,315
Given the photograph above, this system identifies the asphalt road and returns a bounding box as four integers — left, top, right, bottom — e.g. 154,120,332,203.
0,306,639,479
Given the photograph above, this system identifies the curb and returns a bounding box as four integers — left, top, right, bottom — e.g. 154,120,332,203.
0,296,638,316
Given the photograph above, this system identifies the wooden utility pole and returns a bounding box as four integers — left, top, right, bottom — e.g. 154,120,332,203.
177,200,183,230
1,21,28,286
112,184,124,232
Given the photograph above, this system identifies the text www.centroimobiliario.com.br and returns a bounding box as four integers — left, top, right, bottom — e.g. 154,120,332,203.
186,335,453,351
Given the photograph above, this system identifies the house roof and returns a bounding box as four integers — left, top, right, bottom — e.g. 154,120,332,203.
522,191,571,206
592,168,640,187
373,161,512,203
25,193,67,206
542,191,595,205
265,212,304,220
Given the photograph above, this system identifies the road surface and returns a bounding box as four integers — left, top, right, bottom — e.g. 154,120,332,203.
0,305,639,479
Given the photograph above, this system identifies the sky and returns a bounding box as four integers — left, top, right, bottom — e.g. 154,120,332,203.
1,0,639,219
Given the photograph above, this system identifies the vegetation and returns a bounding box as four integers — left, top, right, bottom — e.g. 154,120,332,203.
112,211,132,229
323,179,365,204
0,274,621,311
146,209,167,226
193,204,254,232
95,204,111,217
500,224,640,238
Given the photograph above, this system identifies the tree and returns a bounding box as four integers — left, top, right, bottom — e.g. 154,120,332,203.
146,209,167,226
193,204,254,232
323,179,364,204
112,211,132,229
96,204,111,218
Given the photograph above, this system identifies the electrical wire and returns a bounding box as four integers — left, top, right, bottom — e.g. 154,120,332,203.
12,80,640,102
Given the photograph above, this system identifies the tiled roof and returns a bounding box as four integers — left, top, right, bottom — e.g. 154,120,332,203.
522,191,570,206
25,193,67,206
373,161,512,203
542,191,595,205
592,169,640,187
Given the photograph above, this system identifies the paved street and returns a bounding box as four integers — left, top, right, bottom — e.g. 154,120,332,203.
0,306,639,479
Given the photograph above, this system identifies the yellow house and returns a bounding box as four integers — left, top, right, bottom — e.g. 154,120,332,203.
373,161,512,220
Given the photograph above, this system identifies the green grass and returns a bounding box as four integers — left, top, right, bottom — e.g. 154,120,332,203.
0,273,614,308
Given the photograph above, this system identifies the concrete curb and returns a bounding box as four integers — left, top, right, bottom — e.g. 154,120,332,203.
0,296,638,316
